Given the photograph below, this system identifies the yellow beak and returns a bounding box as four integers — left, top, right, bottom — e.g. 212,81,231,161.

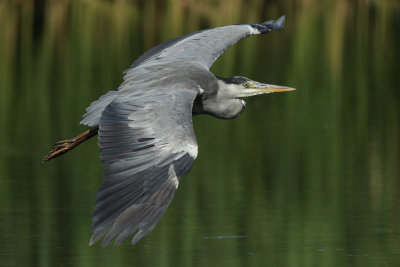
255,83,296,93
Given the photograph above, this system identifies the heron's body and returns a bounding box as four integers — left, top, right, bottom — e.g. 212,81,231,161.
44,16,295,247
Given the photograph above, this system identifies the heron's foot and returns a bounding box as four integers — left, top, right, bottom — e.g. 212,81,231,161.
42,139,76,162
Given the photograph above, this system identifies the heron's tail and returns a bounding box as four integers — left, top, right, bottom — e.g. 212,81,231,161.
42,126,99,163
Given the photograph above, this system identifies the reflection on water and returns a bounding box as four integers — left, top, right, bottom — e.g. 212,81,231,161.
0,0,399,266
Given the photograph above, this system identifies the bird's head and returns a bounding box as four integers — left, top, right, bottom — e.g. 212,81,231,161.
217,76,295,99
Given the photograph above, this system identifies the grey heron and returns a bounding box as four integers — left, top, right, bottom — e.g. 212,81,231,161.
43,15,295,247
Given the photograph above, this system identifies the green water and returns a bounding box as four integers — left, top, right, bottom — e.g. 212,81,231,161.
1,0,399,266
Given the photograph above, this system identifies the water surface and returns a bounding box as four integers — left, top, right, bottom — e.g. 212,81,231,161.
0,0,399,266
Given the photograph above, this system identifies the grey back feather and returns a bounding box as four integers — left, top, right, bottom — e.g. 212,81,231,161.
81,91,118,126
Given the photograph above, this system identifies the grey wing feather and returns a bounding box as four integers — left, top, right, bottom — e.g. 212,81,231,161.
90,85,198,247
127,15,286,70
81,90,118,126
129,30,205,70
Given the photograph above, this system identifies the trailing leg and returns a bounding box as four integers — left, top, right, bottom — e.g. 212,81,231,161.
43,126,99,162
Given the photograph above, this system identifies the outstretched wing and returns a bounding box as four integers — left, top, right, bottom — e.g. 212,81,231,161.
90,84,199,247
81,16,286,128
128,16,285,70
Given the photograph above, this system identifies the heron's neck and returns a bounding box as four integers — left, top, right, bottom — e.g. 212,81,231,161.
192,79,245,119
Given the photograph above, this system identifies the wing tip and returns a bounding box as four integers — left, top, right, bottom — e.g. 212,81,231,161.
250,15,286,34
261,15,286,31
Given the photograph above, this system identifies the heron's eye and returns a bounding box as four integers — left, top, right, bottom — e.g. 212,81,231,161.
243,82,249,88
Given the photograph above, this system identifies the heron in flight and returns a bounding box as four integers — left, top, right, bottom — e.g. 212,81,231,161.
44,15,295,247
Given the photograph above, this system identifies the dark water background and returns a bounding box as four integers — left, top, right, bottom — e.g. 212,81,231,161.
1,0,399,266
